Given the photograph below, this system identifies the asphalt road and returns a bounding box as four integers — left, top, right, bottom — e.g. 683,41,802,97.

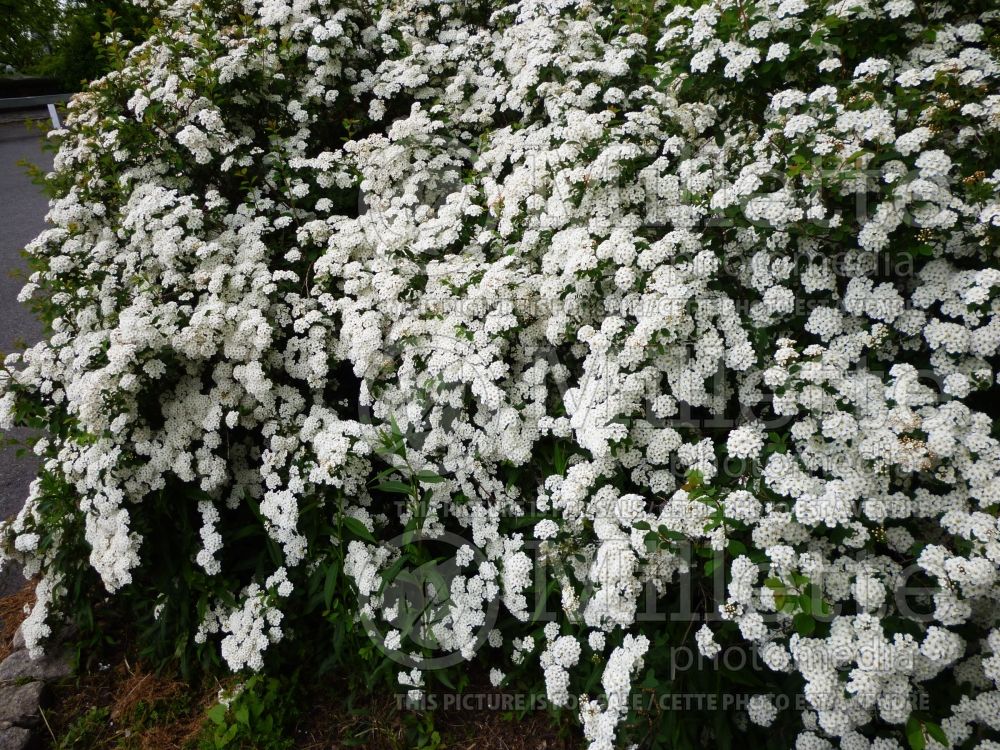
0,122,51,595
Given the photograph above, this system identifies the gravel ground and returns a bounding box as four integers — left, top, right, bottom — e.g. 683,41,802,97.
0,121,52,595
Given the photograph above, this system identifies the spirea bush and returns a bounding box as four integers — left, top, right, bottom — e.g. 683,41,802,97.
3,0,1000,747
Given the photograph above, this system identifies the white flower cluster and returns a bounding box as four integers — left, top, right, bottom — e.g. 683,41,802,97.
1,0,999,747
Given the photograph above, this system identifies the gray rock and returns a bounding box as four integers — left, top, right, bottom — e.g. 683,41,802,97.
0,648,71,682
0,726,32,750
11,623,79,654
0,681,45,727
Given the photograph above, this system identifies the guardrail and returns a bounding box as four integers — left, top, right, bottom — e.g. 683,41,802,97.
0,94,73,128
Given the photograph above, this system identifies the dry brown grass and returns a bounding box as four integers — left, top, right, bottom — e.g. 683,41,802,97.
0,575,210,750
425,709,576,750
109,662,185,724
294,681,579,750
2,577,580,749
0,576,34,663
40,654,216,750
38,655,578,750
109,662,210,750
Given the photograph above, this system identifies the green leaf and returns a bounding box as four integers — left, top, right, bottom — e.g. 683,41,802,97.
389,414,403,440
906,716,926,750
437,670,456,690
375,480,414,495
323,562,339,609
793,613,815,636
416,470,445,483
639,668,658,689
342,516,376,543
207,703,227,725
682,469,704,490
221,723,238,745
372,466,401,482
380,556,407,589
798,593,813,615
644,530,660,554
925,722,947,747
234,704,250,726
659,525,685,539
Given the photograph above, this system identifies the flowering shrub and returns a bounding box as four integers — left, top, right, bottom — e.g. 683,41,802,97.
3,0,1000,747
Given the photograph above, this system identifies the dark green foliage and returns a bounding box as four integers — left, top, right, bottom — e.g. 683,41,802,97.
41,0,149,89
2,0,148,89
0,0,62,73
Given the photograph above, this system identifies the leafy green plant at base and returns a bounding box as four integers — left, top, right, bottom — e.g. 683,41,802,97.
54,706,112,750
202,676,296,750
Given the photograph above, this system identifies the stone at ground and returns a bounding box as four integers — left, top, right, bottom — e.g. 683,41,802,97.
0,680,45,728
0,726,31,750
11,624,76,655
0,647,71,682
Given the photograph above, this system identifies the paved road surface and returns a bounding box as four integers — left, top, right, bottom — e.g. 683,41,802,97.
0,122,51,595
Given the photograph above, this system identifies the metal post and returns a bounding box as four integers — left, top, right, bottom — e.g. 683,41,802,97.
46,103,61,129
